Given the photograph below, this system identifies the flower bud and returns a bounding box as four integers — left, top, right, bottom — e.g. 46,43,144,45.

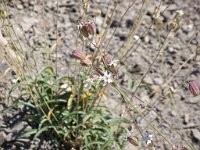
188,81,200,97
168,21,178,31
104,55,111,66
94,9,101,17
72,50,92,66
127,135,139,146
72,50,86,60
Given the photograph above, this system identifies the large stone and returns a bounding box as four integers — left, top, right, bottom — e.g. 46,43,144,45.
192,129,200,142
0,131,6,146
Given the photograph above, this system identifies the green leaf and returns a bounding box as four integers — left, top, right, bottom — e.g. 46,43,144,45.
38,99,67,108
34,126,55,139
20,129,38,138
83,114,93,124
39,117,48,129
128,79,135,89
7,100,35,111
53,76,74,85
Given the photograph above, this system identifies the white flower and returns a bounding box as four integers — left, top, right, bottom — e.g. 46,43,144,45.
83,78,94,89
141,131,153,146
124,131,134,140
176,10,184,17
108,59,118,67
133,35,140,42
99,71,114,86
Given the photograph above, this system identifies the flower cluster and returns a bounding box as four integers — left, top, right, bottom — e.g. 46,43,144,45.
72,23,119,87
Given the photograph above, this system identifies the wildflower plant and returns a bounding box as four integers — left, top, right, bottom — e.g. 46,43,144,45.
6,5,128,149
1,0,198,150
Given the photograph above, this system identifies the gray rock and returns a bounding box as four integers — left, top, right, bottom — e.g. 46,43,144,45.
15,141,26,147
187,96,200,104
21,16,39,31
17,138,30,144
182,21,194,33
0,104,3,112
144,35,150,43
154,77,164,85
6,132,13,142
184,114,190,124
179,32,188,43
144,76,153,84
168,47,175,53
192,129,200,142
17,4,24,10
170,110,177,117
0,131,6,146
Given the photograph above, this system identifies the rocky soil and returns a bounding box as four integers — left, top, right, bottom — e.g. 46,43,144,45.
0,0,200,149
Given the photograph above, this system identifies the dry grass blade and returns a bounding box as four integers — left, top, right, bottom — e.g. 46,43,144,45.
0,32,23,76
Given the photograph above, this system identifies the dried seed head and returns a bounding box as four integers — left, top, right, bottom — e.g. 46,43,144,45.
154,18,163,29
94,9,101,16
197,43,200,49
82,0,89,14
188,81,200,97
168,21,178,31
77,21,96,38
0,10,7,19
154,7,161,19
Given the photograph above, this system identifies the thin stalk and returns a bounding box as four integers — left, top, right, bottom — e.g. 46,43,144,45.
130,31,171,100
105,0,136,49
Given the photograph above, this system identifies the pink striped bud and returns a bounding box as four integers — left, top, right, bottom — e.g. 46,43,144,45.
72,50,92,66
188,81,200,97
72,50,86,60
104,55,111,66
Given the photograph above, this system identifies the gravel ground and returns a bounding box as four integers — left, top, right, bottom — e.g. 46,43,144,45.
0,0,200,149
